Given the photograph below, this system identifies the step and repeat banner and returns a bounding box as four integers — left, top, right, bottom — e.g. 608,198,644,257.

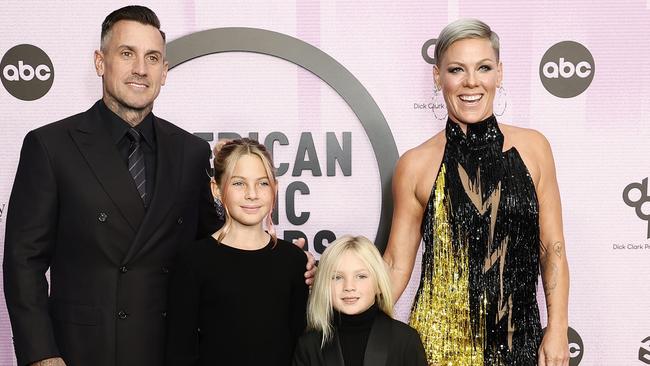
1,1,649,365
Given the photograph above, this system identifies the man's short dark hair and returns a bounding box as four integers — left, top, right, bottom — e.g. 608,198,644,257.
101,5,166,49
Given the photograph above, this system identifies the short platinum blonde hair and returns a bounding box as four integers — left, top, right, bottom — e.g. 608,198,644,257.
435,18,500,65
306,235,394,346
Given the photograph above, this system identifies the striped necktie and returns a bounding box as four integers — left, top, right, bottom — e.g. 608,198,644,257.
127,128,146,202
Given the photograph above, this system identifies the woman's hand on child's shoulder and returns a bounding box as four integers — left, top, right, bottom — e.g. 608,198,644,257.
292,238,316,286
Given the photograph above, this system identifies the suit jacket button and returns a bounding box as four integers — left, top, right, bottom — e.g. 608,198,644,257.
161,266,169,274
117,310,128,319
177,217,183,225
119,266,128,274
98,212,108,222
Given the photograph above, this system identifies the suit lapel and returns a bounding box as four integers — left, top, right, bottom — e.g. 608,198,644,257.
123,117,182,263
363,312,392,366
70,104,145,234
323,333,345,366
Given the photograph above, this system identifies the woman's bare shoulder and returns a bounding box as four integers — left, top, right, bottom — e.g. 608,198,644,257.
499,122,554,186
399,130,446,168
500,123,550,154
395,130,446,204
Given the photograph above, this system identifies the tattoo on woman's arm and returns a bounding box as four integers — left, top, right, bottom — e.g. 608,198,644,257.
552,241,563,259
542,262,558,296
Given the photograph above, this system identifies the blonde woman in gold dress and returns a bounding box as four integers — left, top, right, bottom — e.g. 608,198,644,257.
383,19,570,366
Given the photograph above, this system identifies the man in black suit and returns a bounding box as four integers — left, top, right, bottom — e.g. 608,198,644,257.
2,6,301,366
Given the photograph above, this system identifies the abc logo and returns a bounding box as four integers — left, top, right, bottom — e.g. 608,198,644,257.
539,41,594,98
542,326,583,365
543,58,591,79
4,61,51,81
1,44,54,101
567,326,584,366
640,336,650,364
421,38,438,65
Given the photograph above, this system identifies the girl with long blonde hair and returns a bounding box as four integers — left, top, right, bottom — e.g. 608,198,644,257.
166,138,309,366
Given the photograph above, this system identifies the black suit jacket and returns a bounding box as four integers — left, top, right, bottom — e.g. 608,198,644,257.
3,101,219,366
292,312,428,366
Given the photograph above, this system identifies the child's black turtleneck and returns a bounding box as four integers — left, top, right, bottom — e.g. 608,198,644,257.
333,303,379,366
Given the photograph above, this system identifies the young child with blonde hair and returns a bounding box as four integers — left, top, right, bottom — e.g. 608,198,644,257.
293,235,426,366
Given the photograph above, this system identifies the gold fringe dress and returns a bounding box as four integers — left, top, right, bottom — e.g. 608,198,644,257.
409,116,542,365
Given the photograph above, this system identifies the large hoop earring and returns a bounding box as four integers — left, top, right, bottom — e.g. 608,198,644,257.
494,85,507,117
432,86,447,120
